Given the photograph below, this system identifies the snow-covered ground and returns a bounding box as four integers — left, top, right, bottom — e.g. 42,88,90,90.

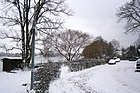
0,60,140,93
0,70,30,93
49,60,140,93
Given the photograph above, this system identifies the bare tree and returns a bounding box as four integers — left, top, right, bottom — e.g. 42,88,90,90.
0,43,17,53
110,39,120,50
45,29,92,61
110,39,120,57
36,35,53,57
0,0,72,66
134,34,140,46
117,0,140,33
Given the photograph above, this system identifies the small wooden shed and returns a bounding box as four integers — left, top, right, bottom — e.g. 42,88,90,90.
1,57,23,72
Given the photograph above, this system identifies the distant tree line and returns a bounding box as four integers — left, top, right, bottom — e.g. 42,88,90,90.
40,31,122,61
0,52,21,57
121,45,140,59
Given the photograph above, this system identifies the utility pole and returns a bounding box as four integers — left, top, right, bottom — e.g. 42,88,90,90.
30,5,37,90
30,27,35,90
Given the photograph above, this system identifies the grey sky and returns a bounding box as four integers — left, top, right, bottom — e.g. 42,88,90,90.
0,0,139,53
65,0,139,48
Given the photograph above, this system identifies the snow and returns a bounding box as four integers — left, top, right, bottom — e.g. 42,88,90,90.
0,60,140,93
29,89,35,93
59,65,70,78
49,60,140,93
0,57,22,59
0,71,30,93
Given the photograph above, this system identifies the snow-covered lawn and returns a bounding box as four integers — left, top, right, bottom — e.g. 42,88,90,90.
0,71,30,93
0,60,140,93
49,60,140,93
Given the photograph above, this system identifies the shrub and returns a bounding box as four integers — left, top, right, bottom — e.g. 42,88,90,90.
34,62,61,93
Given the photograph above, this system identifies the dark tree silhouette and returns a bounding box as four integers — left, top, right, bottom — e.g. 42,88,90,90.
0,0,72,66
117,0,140,33
82,36,118,59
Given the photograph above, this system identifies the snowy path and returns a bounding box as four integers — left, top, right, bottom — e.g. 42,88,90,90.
49,60,140,93
0,71,30,93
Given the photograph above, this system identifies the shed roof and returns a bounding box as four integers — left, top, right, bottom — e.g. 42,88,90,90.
1,57,22,60
1,57,22,63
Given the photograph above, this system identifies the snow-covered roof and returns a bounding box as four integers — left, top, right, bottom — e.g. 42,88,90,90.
1,57,22,60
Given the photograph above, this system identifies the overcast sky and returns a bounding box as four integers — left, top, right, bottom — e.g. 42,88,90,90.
0,0,139,53
65,0,139,48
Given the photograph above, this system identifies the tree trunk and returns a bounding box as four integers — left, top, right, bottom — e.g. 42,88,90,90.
21,28,26,63
25,0,31,67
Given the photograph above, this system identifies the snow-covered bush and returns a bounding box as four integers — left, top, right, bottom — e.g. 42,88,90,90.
34,62,61,93
67,59,105,72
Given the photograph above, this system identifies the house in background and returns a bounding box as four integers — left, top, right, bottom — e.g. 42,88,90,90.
0,57,23,72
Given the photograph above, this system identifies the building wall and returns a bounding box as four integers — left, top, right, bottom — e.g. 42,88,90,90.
0,61,3,72
2,58,23,71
